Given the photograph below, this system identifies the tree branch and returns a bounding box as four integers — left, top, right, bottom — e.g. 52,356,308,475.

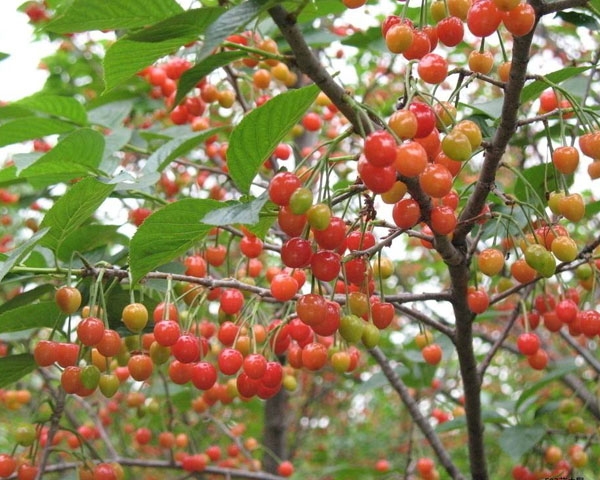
369,347,466,480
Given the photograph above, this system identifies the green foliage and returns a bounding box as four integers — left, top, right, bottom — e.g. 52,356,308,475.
227,84,320,194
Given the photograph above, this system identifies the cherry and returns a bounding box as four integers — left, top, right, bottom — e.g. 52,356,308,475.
364,130,397,167
408,101,436,138
128,354,153,381
516,332,540,355
122,303,149,333
419,163,453,198
281,237,313,268
270,273,299,301
219,288,244,315
417,53,448,84
392,198,421,229
55,286,82,314
243,353,267,379
467,0,503,37
190,361,217,390
0,454,16,478
268,172,301,206
308,250,340,283
172,334,201,363
358,158,397,194
422,343,443,365
437,16,464,47
301,342,328,371
153,320,181,347
296,294,327,327
77,317,105,347
277,460,295,477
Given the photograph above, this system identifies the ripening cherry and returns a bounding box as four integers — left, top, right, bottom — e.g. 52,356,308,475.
268,172,302,206
419,163,454,198
517,332,541,355
395,141,428,177
0,454,16,478
301,342,328,371
128,354,153,381
436,16,465,47
296,293,327,327
467,0,503,37
278,206,307,237
385,23,414,54
277,461,295,477
302,112,322,131
55,286,82,314
527,348,548,370
552,146,579,175
403,29,431,60
122,303,149,333
502,3,536,37
468,50,495,75
392,198,421,229
467,288,490,314
270,273,299,301
77,317,105,347
219,288,244,315
310,250,341,282
408,101,436,138
364,130,397,167
417,53,449,84
422,343,443,365
357,158,397,194
430,205,458,235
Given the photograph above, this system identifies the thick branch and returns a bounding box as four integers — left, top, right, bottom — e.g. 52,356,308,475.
369,347,466,480
268,5,374,135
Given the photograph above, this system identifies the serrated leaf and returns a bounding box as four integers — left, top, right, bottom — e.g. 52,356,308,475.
127,7,223,42
0,228,49,283
39,178,115,253
498,424,546,461
0,285,55,315
20,128,105,187
46,0,183,33
16,94,87,125
227,84,320,194
88,100,134,129
197,0,267,62
0,354,36,389
0,117,76,148
202,194,269,227
555,10,600,29
103,8,223,91
175,51,246,106
520,66,590,104
0,103,34,120
465,99,503,119
0,302,65,334
143,127,226,174
129,198,222,283
57,224,120,261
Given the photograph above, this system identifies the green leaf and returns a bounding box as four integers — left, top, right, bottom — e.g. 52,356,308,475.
466,98,503,119
57,225,121,261
498,424,546,461
0,228,49,283
0,117,76,148
202,194,269,227
585,199,600,217
129,198,222,283
103,8,223,91
227,84,320,194
175,51,246,106
20,128,105,187
520,66,590,104
46,0,183,33
39,178,115,253
144,127,226,174
88,100,134,129
0,52,8,62
515,361,579,413
0,354,36,389
0,285,55,315
0,302,65,334
16,94,87,125
197,0,267,61
555,10,600,29
342,26,385,50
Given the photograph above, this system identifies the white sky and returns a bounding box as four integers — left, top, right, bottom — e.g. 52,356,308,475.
0,1,55,101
